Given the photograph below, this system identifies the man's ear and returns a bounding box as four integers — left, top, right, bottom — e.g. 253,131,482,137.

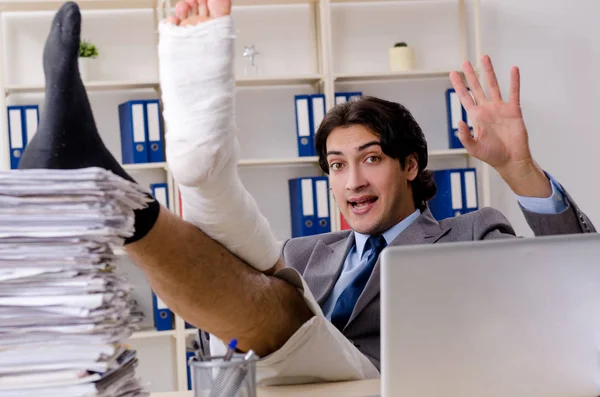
405,154,419,182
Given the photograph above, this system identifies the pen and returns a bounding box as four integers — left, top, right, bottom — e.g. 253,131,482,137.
244,350,258,362
208,339,240,397
224,338,237,362
192,339,205,362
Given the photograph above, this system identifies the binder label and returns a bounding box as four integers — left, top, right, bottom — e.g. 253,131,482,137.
25,108,38,143
147,102,161,142
154,187,167,208
296,98,310,137
315,180,329,218
464,170,478,209
9,109,23,149
312,96,325,131
132,104,145,144
450,91,462,130
156,295,168,310
301,178,314,216
450,172,462,210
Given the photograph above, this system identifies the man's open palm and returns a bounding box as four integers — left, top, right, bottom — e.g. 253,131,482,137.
449,55,532,171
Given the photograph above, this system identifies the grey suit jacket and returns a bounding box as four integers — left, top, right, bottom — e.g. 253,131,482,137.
280,184,596,371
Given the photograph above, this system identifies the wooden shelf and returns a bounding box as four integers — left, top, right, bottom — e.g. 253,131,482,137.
331,0,441,3
122,162,168,171
149,379,381,397
128,329,177,340
4,75,322,95
236,74,323,87
4,80,160,95
238,156,319,167
334,69,457,82
430,148,468,156
0,0,158,12
233,0,318,6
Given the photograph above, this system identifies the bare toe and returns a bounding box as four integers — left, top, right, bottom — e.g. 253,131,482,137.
179,15,210,26
198,0,208,18
207,0,230,18
167,15,181,25
185,0,199,16
175,1,190,20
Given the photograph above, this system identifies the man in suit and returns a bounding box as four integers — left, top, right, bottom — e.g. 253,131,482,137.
21,0,595,386
272,94,595,378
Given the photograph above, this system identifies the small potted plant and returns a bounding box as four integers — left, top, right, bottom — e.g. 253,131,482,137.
79,39,99,81
389,41,414,72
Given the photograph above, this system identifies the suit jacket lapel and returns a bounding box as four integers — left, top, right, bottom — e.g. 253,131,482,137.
346,208,451,328
303,232,355,306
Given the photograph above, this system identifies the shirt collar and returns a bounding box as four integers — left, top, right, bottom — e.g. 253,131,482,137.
353,209,421,259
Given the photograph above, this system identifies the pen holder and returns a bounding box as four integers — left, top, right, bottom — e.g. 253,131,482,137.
189,354,258,397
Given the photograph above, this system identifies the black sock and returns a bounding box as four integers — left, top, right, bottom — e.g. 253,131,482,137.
18,2,159,244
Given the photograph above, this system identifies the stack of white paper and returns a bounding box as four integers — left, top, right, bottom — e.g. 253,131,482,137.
0,167,152,397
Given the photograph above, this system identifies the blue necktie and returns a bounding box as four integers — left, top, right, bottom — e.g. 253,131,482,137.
331,235,387,331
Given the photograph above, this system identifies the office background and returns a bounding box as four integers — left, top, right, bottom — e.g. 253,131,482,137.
0,0,597,395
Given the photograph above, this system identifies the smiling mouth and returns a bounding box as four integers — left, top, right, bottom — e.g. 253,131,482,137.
348,197,378,209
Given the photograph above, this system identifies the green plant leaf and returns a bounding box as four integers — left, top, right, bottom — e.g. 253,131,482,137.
79,39,99,58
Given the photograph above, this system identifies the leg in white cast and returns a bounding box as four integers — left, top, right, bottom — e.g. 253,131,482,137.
158,9,281,272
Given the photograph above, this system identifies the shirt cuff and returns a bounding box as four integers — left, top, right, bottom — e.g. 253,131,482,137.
515,174,567,214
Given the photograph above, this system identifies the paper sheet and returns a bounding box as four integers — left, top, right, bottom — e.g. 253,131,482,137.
0,168,150,397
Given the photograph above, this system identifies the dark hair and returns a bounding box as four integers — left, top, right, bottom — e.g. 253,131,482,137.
315,96,436,210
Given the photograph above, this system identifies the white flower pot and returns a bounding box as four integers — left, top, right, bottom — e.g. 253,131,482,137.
389,46,415,72
78,57,91,81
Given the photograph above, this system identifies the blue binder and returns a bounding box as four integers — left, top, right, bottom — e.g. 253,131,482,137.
119,100,149,164
313,176,331,235
22,105,39,144
335,91,363,105
152,291,173,331
150,183,169,209
445,88,472,149
309,94,326,156
288,177,317,237
7,105,39,169
186,351,195,390
428,168,479,221
145,100,165,163
294,95,313,157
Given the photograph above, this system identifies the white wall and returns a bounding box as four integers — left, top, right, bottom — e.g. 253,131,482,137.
478,0,600,236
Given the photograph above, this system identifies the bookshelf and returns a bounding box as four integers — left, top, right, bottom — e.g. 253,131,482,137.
0,0,486,394
4,80,161,94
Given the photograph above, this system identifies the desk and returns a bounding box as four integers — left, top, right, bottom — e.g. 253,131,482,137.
153,379,381,397
259,379,380,397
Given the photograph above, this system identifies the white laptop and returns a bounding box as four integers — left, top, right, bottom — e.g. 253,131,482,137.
380,233,600,397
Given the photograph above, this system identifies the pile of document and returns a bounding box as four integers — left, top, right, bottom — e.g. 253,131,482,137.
0,167,152,397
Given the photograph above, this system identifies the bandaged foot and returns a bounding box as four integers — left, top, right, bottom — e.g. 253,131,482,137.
158,0,281,272
18,1,160,244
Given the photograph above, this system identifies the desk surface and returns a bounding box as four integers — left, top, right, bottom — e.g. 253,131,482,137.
154,379,381,397
258,379,380,397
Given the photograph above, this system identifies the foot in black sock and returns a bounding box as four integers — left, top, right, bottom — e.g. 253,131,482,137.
19,2,159,244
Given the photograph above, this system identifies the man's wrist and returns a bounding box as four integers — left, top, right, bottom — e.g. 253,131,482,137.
496,158,553,198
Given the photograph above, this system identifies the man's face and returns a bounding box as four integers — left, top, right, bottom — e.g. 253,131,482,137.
325,125,418,235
